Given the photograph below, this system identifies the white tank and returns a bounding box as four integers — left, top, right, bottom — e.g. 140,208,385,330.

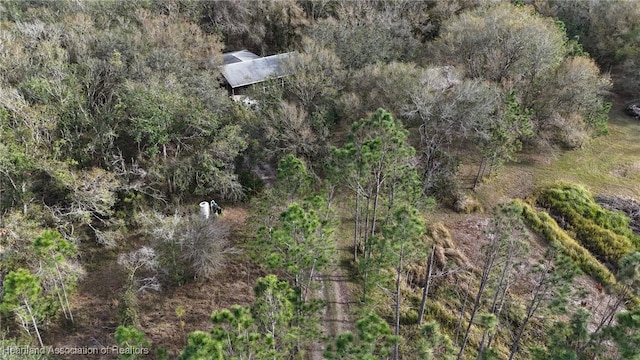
199,201,210,219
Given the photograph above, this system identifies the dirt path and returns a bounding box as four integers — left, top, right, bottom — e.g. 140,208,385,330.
308,246,356,360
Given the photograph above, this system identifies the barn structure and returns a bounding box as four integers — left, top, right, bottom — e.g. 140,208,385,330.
219,50,298,96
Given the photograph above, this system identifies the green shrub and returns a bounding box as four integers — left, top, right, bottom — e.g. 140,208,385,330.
538,183,639,240
513,200,617,288
537,183,637,264
568,213,633,265
118,288,139,327
424,299,460,334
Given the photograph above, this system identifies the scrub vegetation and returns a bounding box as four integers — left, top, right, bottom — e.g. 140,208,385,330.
2,1,640,359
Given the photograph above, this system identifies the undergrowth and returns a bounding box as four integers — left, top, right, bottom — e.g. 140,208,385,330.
512,199,617,288
536,183,638,265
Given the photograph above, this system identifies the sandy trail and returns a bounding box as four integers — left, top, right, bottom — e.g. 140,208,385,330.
308,248,355,360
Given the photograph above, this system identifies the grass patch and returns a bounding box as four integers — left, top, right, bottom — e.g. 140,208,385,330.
538,182,637,239
534,109,640,198
512,199,617,288
473,106,640,208
536,182,637,264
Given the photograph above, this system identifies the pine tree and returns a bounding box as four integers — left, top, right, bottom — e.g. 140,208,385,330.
0,269,45,347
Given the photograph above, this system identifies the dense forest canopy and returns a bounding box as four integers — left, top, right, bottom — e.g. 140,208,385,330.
1,0,640,359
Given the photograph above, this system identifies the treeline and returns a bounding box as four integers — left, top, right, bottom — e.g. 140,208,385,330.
0,0,637,359
0,0,620,216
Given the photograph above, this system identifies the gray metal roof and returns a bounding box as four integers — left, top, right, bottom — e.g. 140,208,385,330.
219,52,298,88
222,50,260,64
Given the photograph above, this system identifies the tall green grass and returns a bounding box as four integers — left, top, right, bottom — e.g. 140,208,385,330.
512,199,617,288
536,183,638,264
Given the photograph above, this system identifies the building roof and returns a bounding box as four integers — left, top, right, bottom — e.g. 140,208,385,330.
219,52,298,89
222,50,260,64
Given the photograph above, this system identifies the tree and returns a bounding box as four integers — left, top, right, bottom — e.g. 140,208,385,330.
201,0,306,55
484,204,530,349
308,2,422,69
117,246,160,293
330,109,418,263
417,244,435,325
0,107,38,213
508,251,578,360
577,251,640,357
33,229,81,324
274,154,313,204
434,3,565,94
476,313,498,360
433,2,611,149
417,321,456,360
383,205,426,360
258,199,334,303
537,0,640,70
283,38,345,115
457,228,501,359
119,74,246,200
136,212,237,286
603,307,640,359
401,71,521,195
114,325,151,360
173,216,236,281
45,166,119,229
253,99,326,161
0,269,45,347
324,313,398,360
179,275,312,360
350,61,424,121
533,56,611,148
251,275,299,357
457,204,532,359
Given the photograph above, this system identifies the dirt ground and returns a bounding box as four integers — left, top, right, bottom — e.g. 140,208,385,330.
308,245,357,360
44,206,260,359
41,101,639,359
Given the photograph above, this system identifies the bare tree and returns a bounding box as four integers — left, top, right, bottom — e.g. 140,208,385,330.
117,246,160,293
136,212,238,285
177,216,238,280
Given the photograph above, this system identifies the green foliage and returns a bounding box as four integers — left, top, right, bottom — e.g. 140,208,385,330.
433,2,610,148
531,308,591,360
586,102,611,136
514,199,617,288
0,268,42,316
356,235,394,303
33,229,77,260
257,199,334,301
275,154,312,202
251,275,299,356
417,321,456,360
434,2,565,85
114,325,151,360
384,205,426,250
32,229,81,324
537,183,637,264
118,288,140,327
501,92,533,155
180,275,315,360
0,268,51,346
541,183,634,237
309,6,422,70
619,251,640,295
603,307,640,359
324,313,398,359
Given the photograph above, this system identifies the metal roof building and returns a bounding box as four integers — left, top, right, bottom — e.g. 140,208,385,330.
219,51,298,91
222,50,261,65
